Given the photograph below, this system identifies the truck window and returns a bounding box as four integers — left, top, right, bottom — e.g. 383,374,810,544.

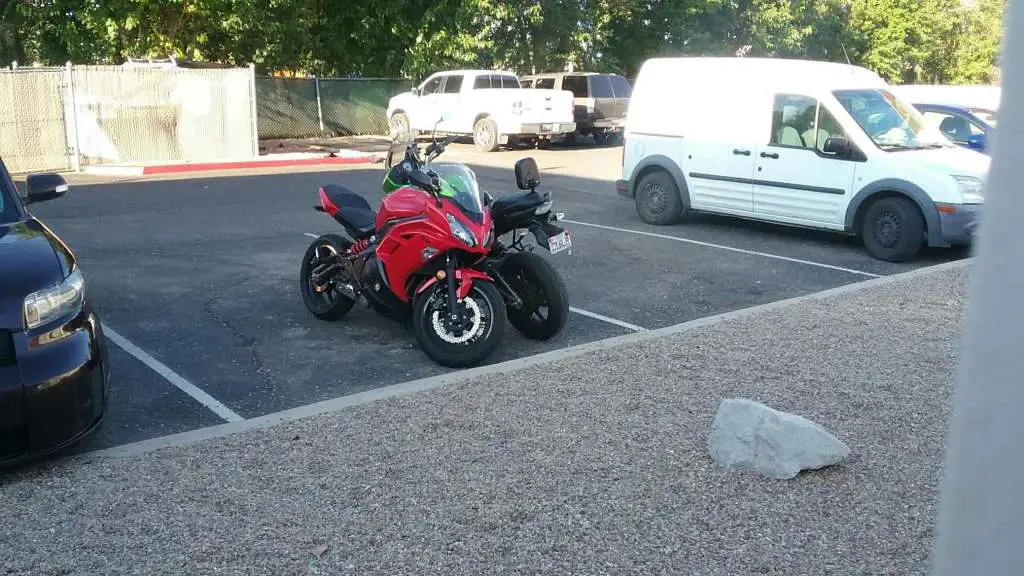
521,79,534,88
590,75,614,98
770,93,848,152
610,75,632,98
422,76,444,95
500,75,520,88
535,78,555,89
442,75,463,94
562,75,589,97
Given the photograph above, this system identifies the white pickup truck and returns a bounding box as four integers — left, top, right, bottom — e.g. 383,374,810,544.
386,70,577,152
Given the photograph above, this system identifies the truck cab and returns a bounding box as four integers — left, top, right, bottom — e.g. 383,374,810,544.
387,70,576,152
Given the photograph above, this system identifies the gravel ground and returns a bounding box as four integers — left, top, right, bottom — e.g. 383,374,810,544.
0,264,968,576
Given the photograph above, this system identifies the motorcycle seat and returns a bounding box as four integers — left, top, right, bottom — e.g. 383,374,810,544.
322,185,376,240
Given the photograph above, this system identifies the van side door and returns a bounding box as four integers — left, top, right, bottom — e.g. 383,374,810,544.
752,94,859,227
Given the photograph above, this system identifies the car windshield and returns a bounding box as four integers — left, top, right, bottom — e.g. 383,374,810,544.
430,163,484,220
834,89,953,150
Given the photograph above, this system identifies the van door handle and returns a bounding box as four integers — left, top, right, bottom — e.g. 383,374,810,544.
760,152,779,159
732,149,751,156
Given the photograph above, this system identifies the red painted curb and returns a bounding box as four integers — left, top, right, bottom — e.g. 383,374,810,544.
141,155,379,175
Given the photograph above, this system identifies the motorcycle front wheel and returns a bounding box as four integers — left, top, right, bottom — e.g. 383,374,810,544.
500,251,569,341
412,280,506,368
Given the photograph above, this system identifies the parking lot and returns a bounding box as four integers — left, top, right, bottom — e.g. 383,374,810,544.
28,142,968,453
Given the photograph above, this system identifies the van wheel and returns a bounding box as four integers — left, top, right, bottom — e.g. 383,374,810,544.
635,170,684,225
861,197,924,262
473,118,500,152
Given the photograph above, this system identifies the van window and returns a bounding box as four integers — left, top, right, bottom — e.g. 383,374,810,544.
834,88,946,150
442,75,463,94
536,77,555,89
770,94,848,152
562,75,589,97
610,75,632,98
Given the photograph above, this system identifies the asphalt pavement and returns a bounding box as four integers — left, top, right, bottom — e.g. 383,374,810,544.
19,142,967,454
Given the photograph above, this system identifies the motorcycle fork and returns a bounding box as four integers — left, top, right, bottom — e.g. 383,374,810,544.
444,254,464,334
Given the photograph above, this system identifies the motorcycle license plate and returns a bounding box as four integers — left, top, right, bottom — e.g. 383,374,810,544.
547,231,571,254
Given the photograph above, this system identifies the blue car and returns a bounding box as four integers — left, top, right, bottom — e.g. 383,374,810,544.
913,103,995,154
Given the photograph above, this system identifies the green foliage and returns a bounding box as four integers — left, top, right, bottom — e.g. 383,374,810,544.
0,0,1006,84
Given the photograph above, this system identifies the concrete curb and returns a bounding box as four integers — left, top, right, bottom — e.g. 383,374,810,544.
81,152,382,177
89,258,972,459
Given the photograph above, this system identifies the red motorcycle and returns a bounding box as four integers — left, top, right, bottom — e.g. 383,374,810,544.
300,132,570,367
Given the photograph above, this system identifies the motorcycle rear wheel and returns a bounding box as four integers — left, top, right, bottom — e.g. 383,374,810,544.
501,252,569,340
413,280,506,368
300,234,356,321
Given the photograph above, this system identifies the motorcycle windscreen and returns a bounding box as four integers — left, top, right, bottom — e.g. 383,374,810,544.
430,163,485,221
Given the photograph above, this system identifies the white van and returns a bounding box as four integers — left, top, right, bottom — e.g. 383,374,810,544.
616,57,989,261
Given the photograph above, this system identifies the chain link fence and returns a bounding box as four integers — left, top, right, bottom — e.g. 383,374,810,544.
255,77,411,139
0,69,73,174
0,65,257,173
71,65,257,165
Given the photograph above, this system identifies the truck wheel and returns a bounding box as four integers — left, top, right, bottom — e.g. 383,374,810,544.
635,170,684,225
473,118,500,152
390,113,412,140
861,196,925,262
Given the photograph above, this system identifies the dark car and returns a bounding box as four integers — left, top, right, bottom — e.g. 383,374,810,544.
521,72,631,145
0,157,108,468
913,103,995,154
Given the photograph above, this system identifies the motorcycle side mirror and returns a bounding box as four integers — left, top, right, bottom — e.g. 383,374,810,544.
515,157,541,190
483,191,494,206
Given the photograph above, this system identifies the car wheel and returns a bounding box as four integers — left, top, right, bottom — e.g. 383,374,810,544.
635,170,684,225
861,196,925,262
473,118,500,152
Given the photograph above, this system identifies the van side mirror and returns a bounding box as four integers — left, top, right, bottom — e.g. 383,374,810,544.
823,136,849,156
25,173,68,205
967,133,987,151
514,157,541,190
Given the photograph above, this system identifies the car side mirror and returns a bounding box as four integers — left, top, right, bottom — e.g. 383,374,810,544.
25,173,68,205
823,136,849,156
967,133,987,151
514,157,541,190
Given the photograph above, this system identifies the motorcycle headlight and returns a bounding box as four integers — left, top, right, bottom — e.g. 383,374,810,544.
446,213,477,247
24,269,84,330
954,176,985,204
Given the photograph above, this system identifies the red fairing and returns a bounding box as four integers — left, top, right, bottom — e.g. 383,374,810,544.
318,186,339,217
374,185,492,303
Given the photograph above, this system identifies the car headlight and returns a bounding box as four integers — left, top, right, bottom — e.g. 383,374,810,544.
24,269,84,330
446,213,477,247
954,176,985,204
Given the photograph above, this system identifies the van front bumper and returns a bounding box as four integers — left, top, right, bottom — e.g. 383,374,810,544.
937,203,981,245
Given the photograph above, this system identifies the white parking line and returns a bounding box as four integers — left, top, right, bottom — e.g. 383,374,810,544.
570,307,646,331
563,219,883,278
303,232,319,239
104,325,244,423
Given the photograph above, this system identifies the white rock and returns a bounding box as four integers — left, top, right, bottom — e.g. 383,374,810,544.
709,398,851,480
